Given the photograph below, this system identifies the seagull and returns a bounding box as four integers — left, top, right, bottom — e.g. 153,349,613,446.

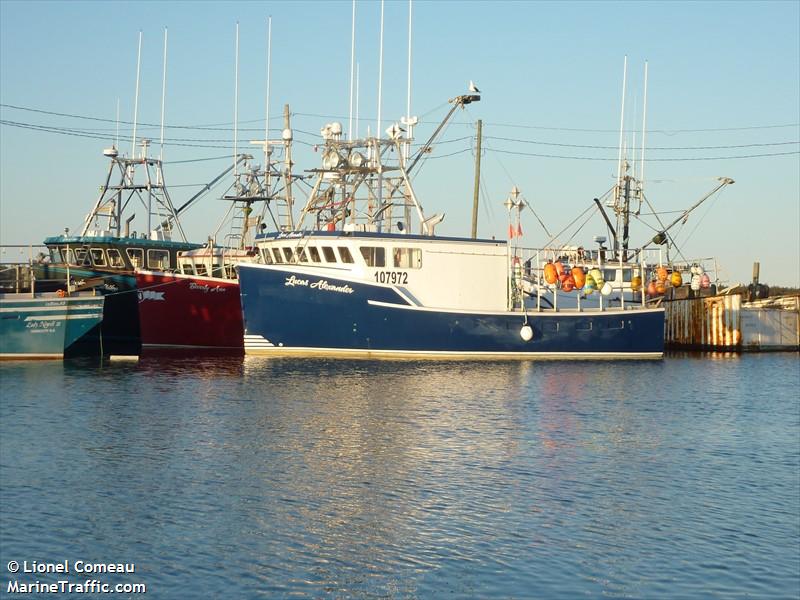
469,80,481,93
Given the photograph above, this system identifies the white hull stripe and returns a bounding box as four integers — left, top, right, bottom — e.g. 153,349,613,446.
0,354,63,359
366,299,664,317
24,314,102,321
244,334,275,348
242,345,663,360
0,304,103,313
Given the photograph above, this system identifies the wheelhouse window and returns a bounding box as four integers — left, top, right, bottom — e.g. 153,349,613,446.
271,248,283,263
282,247,295,263
196,264,209,277
321,246,337,263
49,247,64,263
297,248,308,262
360,246,386,267
126,248,144,268
106,248,124,268
260,248,273,264
181,263,196,275
90,248,107,266
393,247,422,269
338,247,354,264
147,249,170,270
74,248,89,266
308,247,321,263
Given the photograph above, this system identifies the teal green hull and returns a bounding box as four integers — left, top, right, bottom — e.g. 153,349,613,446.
0,293,105,359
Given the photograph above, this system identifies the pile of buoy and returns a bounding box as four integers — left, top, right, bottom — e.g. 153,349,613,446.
542,261,613,296
690,264,711,291
645,264,711,297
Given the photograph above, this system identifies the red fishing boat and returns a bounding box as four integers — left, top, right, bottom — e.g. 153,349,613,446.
136,246,255,351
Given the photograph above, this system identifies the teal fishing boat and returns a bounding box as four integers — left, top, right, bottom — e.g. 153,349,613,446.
0,291,104,359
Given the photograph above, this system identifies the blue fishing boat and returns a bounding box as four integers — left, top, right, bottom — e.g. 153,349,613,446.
238,94,665,359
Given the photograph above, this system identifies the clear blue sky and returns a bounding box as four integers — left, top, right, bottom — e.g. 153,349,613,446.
2,0,798,285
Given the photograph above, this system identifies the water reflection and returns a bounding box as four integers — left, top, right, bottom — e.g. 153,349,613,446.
1,355,798,598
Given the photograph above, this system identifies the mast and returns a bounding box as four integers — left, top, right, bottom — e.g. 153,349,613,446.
614,55,627,253
158,27,168,182
233,22,240,177
131,31,142,161
265,16,272,170
348,0,356,140
639,61,649,205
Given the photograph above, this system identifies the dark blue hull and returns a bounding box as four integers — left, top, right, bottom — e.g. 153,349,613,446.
238,265,665,359
31,265,140,356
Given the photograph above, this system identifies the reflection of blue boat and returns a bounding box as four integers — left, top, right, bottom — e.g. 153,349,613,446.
0,292,104,359
238,93,665,360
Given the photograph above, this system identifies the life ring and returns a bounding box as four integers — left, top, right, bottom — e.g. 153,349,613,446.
56,289,66,298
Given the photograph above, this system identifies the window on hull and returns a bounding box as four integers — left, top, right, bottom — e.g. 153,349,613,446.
360,247,386,267
321,246,337,263
393,248,422,269
147,249,170,270
126,248,144,268
338,247,354,264
107,248,124,268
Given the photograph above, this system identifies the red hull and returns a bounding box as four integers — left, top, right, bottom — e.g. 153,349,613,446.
136,271,243,350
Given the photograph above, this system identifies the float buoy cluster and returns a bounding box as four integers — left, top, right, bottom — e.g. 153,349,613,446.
543,261,612,296
646,264,711,297
689,264,711,291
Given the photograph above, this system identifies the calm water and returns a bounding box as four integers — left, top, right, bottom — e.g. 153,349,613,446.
1,353,798,599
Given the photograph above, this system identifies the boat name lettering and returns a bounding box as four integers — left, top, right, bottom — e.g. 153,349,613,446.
310,279,354,294
138,290,165,302
189,282,227,294
103,283,119,292
374,271,408,285
276,232,304,240
285,275,309,287
26,320,59,331
284,275,353,294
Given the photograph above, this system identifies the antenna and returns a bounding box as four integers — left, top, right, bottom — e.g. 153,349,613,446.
234,22,240,176
640,60,649,200
159,27,168,172
356,62,360,139
615,55,627,201
115,97,120,149
265,16,272,168
131,30,142,159
406,0,412,122
348,0,356,140
376,0,385,138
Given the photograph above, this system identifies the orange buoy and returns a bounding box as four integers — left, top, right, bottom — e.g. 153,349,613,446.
631,275,642,292
670,271,683,287
562,276,575,292
554,261,565,276
544,262,558,284
56,289,66,298
655,280,667,295
571,267,586,289
656,266,668,282
646,280,658,296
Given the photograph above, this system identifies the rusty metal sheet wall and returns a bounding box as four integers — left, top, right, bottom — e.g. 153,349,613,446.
665,294,742,349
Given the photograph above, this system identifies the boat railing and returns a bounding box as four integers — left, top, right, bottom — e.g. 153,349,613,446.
508,245,722,311
0,245,92,296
